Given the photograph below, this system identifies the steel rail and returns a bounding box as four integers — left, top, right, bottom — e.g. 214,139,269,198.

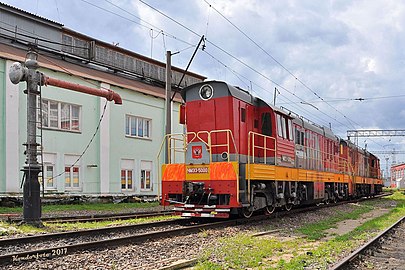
0,193,391,266
0,218,182,247
330,215,405,270
0,219,237,265
141,193,392,270
6,210,174,224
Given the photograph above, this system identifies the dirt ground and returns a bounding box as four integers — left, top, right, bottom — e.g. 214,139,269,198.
324,202,393,240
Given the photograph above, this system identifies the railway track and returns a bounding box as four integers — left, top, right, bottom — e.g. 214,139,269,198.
5,210,174,223
331,215,405,270
0,193,391,268
0,218,236,266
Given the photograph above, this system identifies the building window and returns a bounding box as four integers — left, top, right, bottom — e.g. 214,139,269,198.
125,115,151,138
140,161,152,191
121,169,133,190
65,166,80,188
45,164,55,189
121,159,135,191
39,164,56,190
40,99,81,131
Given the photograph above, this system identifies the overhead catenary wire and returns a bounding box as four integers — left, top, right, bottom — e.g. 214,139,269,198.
201,0,359,130
83,0,195,47
135,0,387,148
203,49,345,134
135,0,356,131
70,0,384,148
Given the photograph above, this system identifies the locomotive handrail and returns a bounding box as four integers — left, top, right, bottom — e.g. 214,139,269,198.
207,129,239,162
165,132,198,164
247,131,276,165
247,131,276,203
196,131,210,150
157,132,197,199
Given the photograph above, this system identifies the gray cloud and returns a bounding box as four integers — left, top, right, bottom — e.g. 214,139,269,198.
2,0,405,162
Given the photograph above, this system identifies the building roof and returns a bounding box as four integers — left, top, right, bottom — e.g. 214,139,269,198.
0,2,63,28
0,43,182,101
0,2,206,94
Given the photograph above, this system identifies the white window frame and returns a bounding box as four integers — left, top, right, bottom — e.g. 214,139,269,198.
43,163,56,190
40,98,81,132
121,159,135,192
288,119,293,141
140,160,152,191
65,166,80,189
121,169,134,191
125,115,151,139
277,114,283,137
64,154,81,190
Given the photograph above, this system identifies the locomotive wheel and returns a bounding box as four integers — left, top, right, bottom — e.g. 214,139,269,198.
241,207,254,218
284,203,293,211
265,205,275,215
324,192,330,204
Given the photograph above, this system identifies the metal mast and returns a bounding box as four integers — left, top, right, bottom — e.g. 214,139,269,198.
9,50,43,226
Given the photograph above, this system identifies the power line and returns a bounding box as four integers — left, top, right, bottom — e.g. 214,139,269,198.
81,0,195,47
90,0,382,147
39,53,111,181
202,0,360,130
135,0,357,131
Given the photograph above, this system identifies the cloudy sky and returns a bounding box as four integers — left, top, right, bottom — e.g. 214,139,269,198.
2,0,405,167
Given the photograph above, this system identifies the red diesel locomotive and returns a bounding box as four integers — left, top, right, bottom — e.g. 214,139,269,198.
160,81,383,218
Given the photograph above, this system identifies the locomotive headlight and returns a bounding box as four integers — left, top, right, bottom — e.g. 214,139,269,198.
199,84,214,100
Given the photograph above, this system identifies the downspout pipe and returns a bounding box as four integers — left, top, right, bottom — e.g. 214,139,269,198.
42,76,123,105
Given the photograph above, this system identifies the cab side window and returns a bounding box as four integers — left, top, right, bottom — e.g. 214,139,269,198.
261,112,272,136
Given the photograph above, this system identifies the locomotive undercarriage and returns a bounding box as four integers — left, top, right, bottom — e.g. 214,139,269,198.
170,176,379,218
182,181,231,206
177,180,358,218
241,180,353,218
171,179,379,218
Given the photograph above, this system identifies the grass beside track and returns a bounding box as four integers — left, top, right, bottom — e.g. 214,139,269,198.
0,201,177,235
195,192,405,270
0,215,180,235
0,201,160,214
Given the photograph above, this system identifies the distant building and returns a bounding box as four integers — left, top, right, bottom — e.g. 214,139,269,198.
390,163,405,189
0,3,205,197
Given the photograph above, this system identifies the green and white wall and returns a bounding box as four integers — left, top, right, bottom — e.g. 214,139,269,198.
0,57,184,196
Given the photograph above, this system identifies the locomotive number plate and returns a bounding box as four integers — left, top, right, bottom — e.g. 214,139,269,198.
187,167,209,174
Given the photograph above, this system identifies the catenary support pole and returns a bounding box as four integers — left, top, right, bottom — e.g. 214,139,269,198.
165,51,172,164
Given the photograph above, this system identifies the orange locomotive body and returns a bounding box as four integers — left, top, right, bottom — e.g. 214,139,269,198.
160,81,383,218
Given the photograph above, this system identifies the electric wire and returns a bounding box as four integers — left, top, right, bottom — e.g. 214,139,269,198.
20,0,383,149
135,0,355,132
39,53,111,181
81,0,195,48
203,49,344,134
0,24,88,49
136,0,387,148
46,100,109,182
202,0,359,130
